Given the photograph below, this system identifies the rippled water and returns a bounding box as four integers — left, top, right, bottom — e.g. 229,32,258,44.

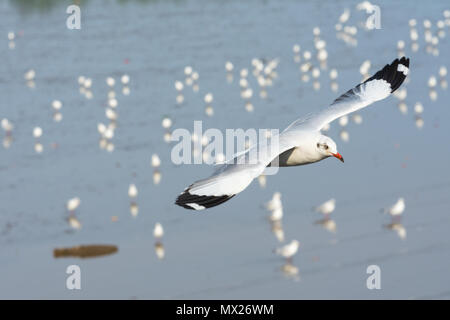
1,0,450,299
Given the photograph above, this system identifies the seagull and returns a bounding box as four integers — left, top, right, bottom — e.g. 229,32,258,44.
384,197,405,222
176,57,410,210
153,222,164,239
264,192,283,221
265,192,282,210
314,198,336,217
275,240,300,262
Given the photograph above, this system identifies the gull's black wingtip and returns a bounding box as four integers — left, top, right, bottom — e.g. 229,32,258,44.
365,56,410,93
175,189,235,211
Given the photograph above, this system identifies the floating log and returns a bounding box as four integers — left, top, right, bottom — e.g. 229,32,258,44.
53,244,118,259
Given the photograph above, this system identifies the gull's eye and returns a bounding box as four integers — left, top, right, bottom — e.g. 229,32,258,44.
324,145,329,150
317,143,320,148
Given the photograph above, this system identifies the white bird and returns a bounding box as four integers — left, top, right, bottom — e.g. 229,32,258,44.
275,240,300,261
162,117,172,129
314,198,336,217
175,57,410,210
1,118,14,133
151,154,161,168
269,207,283,222
264,192,283,221
106,77,115,87
385,198,405,222
128,184,138,198
33,126,43,138
52,100,62,110
174,81,184,91
225,61,234,72
153,222,164,239
265,192,282,211
66,197,81,212
204,93,213,104
121,74,130,85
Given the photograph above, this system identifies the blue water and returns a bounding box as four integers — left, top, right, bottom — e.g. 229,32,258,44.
1,0,450,299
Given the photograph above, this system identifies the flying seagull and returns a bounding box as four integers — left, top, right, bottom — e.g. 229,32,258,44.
176,57,410,210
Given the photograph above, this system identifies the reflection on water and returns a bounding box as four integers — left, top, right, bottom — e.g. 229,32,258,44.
53,244,118,259
280,262,300,282
384,223,407,240
1,0,449,299
9,0,169,14
314,218,337,233
154,241,165,260
130,202,139,217
270,220,285,243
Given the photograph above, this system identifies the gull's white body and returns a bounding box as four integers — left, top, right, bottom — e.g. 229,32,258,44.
276,240,300,259
176,57,410,210
388,198,405,216
269,207,283,222
153,222,164,239
265,192,284,221
315,198,336,216
265,192,282,211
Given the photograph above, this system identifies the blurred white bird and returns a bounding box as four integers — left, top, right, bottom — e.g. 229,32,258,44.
67,197,81,213
151,154,161,168
33,126,43,138
264,192,283,221
383,198,405,222
265,192,282,211
269,207,283,222
275,240,300,261
314,198,335,217
154,222,164,239
128,184,138,198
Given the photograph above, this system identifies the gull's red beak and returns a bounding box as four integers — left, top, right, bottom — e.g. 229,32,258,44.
332,152,344,163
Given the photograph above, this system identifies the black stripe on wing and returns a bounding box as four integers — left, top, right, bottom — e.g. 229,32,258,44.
175,189,235,210
364,56,410,93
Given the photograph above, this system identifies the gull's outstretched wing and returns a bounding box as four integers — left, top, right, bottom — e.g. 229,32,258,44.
175,131,301,210
286,57,410,132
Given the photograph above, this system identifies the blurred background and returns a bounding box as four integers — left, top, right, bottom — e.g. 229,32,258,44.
1,0,450,299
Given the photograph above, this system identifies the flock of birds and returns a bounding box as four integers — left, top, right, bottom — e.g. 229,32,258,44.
260,194,405,278
266,194,406,263
1,3,448,277
65,194,166,260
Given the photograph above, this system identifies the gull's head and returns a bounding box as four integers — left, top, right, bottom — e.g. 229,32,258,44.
316,135,344,163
